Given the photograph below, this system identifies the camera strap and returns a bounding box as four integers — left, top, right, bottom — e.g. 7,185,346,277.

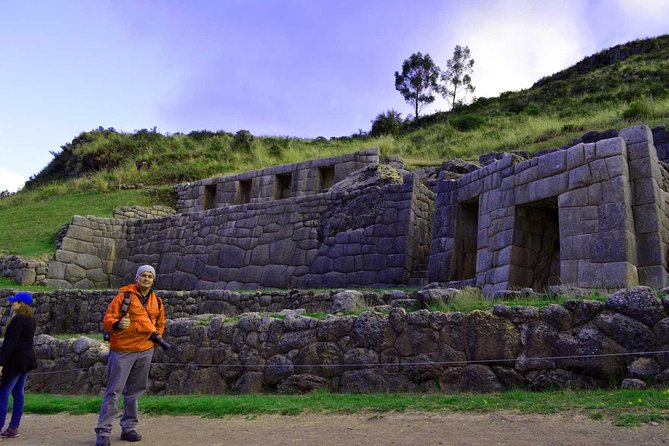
139,292,163,325
119,291,132,317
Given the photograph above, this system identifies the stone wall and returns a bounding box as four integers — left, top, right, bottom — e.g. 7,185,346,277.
0,288,399,336
18,286,669,395
175,148,380,213
429,125,669,297
112,205,176,220
46,171,434,290
0,255,48,285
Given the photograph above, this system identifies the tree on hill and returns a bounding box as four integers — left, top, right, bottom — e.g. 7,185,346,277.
440,45,475,110
394,52,441,120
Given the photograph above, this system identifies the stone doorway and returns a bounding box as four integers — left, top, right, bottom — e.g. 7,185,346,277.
451,198,479,280
509,198,560,292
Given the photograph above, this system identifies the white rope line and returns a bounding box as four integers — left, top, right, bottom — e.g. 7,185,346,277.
27,349,669,376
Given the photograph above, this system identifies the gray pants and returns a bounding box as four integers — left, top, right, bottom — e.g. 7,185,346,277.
95,349,154,438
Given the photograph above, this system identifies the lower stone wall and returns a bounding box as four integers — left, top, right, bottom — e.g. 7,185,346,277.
16,286,669,395
0,288,398,336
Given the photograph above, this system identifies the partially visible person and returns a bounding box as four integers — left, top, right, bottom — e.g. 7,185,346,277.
95,265,166,446
0,291,37,439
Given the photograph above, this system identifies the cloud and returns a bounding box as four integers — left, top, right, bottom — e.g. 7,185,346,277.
0,168,27,193
449,0,592,98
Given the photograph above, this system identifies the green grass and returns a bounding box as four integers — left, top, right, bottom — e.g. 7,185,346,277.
21,389,669,426
0,277,56,292
0,190,154,257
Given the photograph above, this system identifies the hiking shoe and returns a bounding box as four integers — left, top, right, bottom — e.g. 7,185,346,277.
0,427,18,438
120,430,142,442
95,436,111,446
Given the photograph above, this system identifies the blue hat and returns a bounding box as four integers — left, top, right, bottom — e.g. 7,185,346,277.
8,291,33,305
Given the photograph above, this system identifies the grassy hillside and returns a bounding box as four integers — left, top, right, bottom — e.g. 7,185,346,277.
2,34,669,258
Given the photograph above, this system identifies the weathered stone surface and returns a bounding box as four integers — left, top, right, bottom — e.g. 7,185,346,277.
330,290,365,313
607,286,665,326
9,285,669,396
464,311,521,361
440,364,503,392
594,311,657,352
15,268,36,285
553,324,627,379
627,357,660,379
620,378,647,390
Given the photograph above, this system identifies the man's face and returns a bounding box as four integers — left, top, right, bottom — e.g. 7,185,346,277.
137,272,154,289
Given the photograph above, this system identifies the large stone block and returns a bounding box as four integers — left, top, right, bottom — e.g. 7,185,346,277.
568,164,592,189
558,207,582,237
60,238,95,255
559,259,579,284
620,125,652,147
65,263,86,281
633,204,660,234
75,253,102,270
566,144,585,170
600,176,628,204
577,261,602,287
595,137,625,158
589,159,610,183
633,177,658,205
538,150,567,177
601,262,637,289
590,231,629,262
15,268,36,285
560,235,591,260
605,155,626,178
558,188,588,207
48,261,66,280
488,229,514,252
638,265,668,289
628,153,657,181
41,278,73,289
636,232,663,266
598,202,628,232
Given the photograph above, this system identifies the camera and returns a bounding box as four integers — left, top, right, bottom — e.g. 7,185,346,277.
149,331,171,350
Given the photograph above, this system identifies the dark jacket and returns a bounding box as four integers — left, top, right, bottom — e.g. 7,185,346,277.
0,314,37,386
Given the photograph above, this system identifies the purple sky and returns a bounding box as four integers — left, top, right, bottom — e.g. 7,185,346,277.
1,0,668,192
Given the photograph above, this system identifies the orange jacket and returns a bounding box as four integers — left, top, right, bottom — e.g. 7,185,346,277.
103,284,166,352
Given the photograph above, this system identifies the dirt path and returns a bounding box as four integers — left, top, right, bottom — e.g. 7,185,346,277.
5,412,669,446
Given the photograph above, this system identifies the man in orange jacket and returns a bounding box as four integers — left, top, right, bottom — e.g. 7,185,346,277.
95,265,166,446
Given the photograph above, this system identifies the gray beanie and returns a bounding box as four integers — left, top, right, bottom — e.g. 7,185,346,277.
135,265,156,282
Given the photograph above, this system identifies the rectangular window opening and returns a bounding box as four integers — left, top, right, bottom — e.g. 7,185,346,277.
274,173,292,200
317,166,335,193
451,198,479,280
236,179,252,204
203,184,217,211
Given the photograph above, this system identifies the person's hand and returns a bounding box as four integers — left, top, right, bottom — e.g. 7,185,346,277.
118,316,131,330
0,365,3,376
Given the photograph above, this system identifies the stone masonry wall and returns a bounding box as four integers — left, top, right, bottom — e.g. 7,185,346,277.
175,148,380,213
0,255,48,285
14,286,669,395
0,288,397,336
46,173,433,290
112,205,176,220
429,125,669,297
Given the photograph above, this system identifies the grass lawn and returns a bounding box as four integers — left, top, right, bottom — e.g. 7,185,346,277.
23,389,669,427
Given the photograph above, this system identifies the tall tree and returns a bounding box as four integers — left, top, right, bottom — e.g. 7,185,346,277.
394,52,441,120
441,45,475,109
